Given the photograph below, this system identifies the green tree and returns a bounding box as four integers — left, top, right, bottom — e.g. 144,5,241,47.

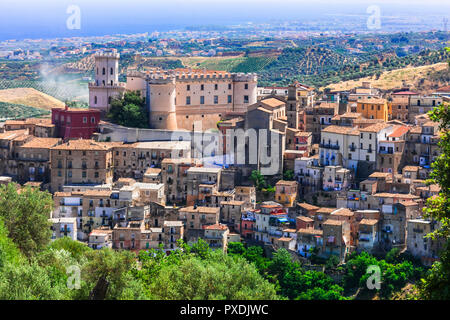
75,248,146,300
419,78,450,298
283,169,295,181
250,170,267,191
146,250,278,300
107,91,149,128
0,183,53,258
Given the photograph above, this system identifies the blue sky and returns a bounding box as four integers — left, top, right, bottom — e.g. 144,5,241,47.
0,0,448,40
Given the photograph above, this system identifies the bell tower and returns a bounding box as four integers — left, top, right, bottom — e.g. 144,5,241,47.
286,84,299,129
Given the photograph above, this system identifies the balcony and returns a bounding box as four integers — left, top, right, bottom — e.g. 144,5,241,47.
320,143,340,150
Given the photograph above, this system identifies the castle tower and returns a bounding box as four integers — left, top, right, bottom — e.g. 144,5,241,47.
147,76,177,130
286,84,299,129
232,73,258,113
89,49,125,114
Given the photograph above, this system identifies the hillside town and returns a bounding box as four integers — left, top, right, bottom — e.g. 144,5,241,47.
0,49,448,270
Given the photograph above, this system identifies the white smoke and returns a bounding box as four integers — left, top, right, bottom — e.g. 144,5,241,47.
38,62,89,104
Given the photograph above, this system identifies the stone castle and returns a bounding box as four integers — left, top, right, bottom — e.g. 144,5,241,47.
89,49,258,130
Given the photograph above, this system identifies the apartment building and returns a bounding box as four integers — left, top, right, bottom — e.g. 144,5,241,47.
112,141,191,180
161,157,197,205
357,218,380,253
163,220,184,250
321,219,351,263
88,228,113,249
275,180,298,208
301,103,339,143
50,139,114,192
220,200,244,231
377,125,409,174
294,156,323,196
0,130,33,178
49,217,78,241
406,219,443,266
297,228,323,258
322,165,351,191
390,91,417,122
181,205,220,231
186,167,222,206
408,95,442,123
204,223,230,252
356,98,388,121
15,137,61,184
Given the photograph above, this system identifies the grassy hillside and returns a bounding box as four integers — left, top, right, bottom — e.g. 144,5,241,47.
324,62,449,93
0,101,50,121
0,88,65,110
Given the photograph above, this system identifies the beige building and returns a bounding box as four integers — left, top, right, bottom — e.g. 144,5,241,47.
16,137,61,184
50,140,114,192
181,206,220,231
204,223,230,252
112,141,191,180
49,217,78,241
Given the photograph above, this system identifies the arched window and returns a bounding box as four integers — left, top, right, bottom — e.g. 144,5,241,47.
94,96,98,104
102,68,106,75
110,67,114,75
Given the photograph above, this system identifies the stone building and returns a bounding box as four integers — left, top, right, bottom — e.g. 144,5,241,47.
50,140,114,192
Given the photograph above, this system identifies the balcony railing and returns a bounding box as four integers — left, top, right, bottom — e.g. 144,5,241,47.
320,143,340,150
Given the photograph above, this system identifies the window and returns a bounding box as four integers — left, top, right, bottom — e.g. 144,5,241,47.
244,95,249,103
186,84,190,91
102,68,105,75
228,95,232,103
228,83,232,90
95,172,99,178
110,68,113,75
186,96,191,105
94,96,97,104
245,83,248,89
91,117,96,123
200,84,204,91
214,96,218,104
200,96,205,104
82,171,86,178
360,133,363,139
83,117,87,124
214,84,218,90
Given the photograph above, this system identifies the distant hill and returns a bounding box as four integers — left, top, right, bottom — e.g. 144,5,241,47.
0,88,65,110
258,47,449,88
324,62,449,93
